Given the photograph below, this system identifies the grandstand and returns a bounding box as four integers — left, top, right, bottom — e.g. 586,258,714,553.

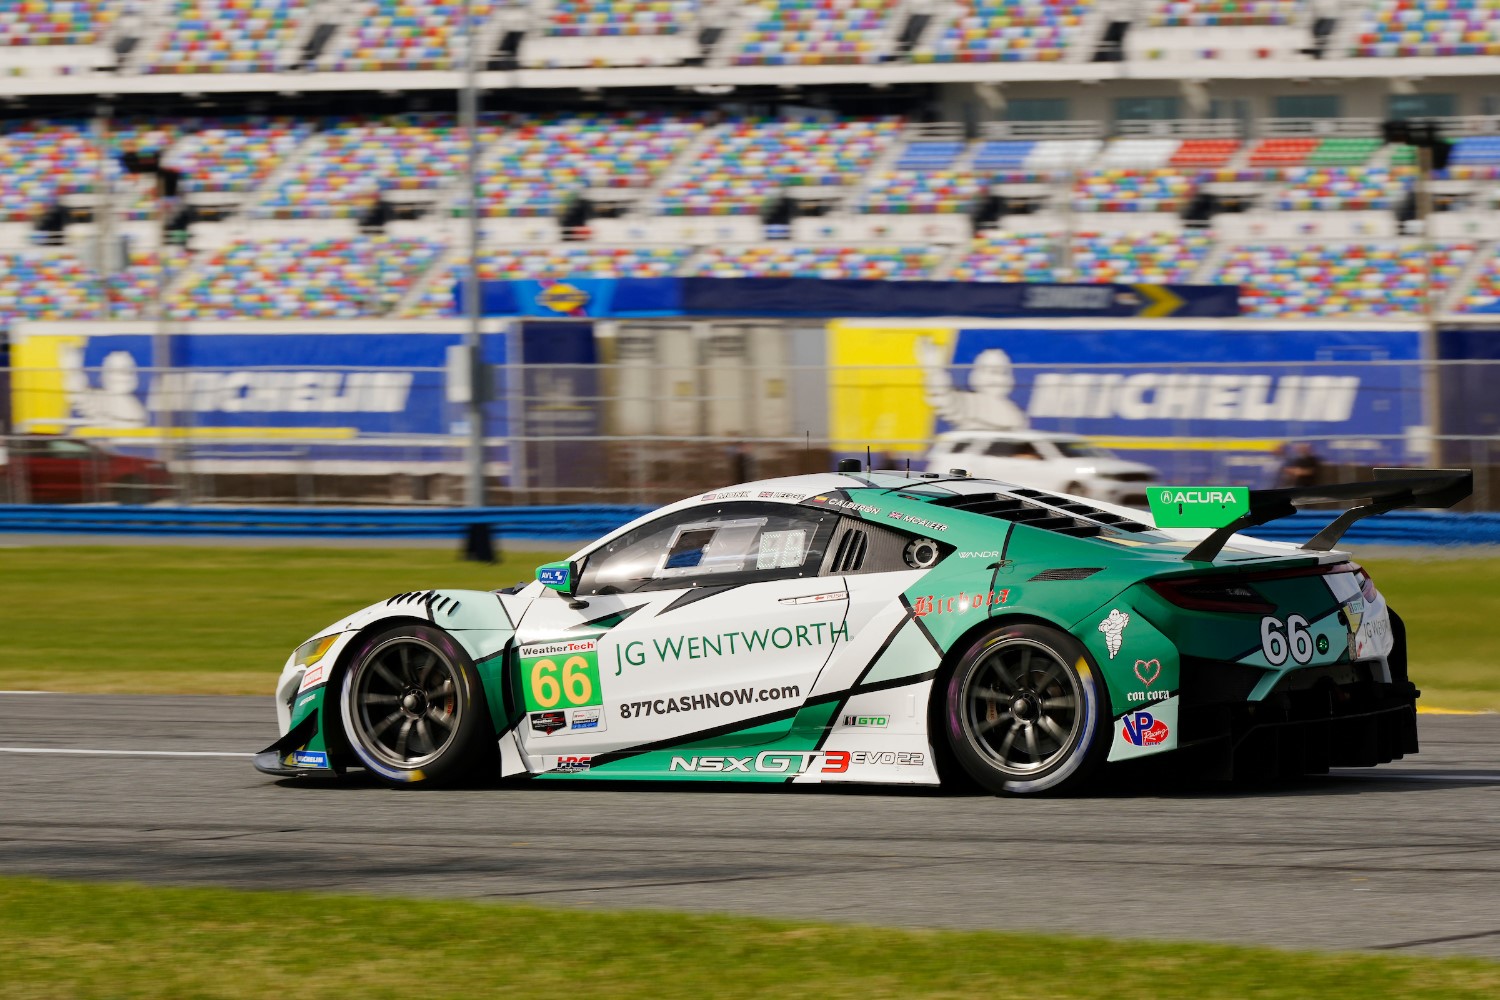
0,2,1496,329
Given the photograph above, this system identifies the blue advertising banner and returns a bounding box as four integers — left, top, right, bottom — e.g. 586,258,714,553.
829,322,1424,485
517,321,602,490
469,277,1239,321
1437,326,1500,437
11,328,509,471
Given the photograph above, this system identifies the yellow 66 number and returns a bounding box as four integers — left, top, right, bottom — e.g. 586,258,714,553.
528,655,593,708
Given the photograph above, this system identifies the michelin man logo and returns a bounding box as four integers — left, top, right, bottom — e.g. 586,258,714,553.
1097,609,1130,660
61,345,148,428
916,336,1028,431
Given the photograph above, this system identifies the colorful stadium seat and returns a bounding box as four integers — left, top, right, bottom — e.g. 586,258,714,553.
1074,168,1195,212
1350,0,1500,57
167,118,310,196
1169,138,1240,167
1246,137,1320,167
145,0,307,74
255,117,482,218
860,169,987,214
171,237,443,318
1460,252,1500,312
1071,231,1210,283
1219,241,1475,317
1273,166,1414,211
657,118,900,216
0,121,98,222
731,0,902,66
950,231,1059,281
1444,135,1500,180
971,140,1036,171
476,114,700,217
1144,0,1300,26
327,1,497,72
1099,138,1178,169
544,0,696,36
689,243,942,280
0,0,117,46
915,0,1093,63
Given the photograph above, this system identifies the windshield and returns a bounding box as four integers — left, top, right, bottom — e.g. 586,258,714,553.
1053,441,1114,459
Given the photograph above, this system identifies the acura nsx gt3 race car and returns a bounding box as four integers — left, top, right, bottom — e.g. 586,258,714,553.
256,466,1470,795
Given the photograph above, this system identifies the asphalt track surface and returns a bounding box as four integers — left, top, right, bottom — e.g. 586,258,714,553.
3,694,1499,959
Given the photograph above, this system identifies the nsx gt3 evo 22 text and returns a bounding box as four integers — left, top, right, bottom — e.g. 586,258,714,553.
256,467,1470,795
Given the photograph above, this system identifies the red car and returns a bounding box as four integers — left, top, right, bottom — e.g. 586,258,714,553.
2,437,175,504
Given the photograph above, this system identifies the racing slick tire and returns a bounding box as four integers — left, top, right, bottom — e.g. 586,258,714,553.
340,623,495,787
943,622,1110,795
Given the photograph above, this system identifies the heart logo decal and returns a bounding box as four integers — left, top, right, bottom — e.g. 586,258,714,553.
1133,658,1161,687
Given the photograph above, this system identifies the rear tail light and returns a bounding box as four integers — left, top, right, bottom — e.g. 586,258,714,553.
1148,576,1276,614
1353,565,1379,603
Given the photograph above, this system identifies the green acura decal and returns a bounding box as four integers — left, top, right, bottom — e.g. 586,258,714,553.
1149,487,1250,528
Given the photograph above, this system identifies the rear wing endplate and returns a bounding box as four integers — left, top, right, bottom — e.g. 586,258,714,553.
1182,468,1473,563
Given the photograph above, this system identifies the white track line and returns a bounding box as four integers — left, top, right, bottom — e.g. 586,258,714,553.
1336,770,1500,783
0,747,252,758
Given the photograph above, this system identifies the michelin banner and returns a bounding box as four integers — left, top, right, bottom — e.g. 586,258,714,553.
8,321,546,474
828,320,1426,484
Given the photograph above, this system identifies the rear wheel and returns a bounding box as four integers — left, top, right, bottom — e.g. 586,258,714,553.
943,623,1110,795
340,623,494,786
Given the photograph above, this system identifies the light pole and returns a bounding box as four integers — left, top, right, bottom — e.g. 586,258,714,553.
121,149,182,489
459,0,493,559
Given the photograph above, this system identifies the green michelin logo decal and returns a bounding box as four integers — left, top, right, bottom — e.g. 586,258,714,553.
1148,487,1250,528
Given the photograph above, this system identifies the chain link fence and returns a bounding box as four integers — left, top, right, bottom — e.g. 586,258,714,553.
4,357,1498,510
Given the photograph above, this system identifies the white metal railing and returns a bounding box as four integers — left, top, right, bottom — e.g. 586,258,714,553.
1260,117,1384,137
982,121,1106,140
1117,118,1243,138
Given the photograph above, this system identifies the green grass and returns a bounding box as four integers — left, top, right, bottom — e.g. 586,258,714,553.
2,875,1498,1000
0,546,1496,710
0,545,563,695
1361,556,1500,713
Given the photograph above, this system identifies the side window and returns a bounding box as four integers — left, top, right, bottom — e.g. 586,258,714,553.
47,440,93,458
577,502,840,596
983,440,1017,457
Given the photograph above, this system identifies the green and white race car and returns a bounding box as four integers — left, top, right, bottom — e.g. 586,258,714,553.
255,467,1470,795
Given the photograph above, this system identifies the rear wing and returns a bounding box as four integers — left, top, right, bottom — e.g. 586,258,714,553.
1167,468,1473,563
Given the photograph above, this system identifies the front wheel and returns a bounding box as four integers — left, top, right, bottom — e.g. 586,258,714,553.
943,623,1110,795
340,623,494,786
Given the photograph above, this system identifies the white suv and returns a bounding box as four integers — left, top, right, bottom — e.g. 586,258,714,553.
924,431,1159,506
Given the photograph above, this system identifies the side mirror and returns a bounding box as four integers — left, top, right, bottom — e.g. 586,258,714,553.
536,560,582,596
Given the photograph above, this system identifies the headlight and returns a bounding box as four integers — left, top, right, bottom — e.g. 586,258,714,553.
293,634,339,669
